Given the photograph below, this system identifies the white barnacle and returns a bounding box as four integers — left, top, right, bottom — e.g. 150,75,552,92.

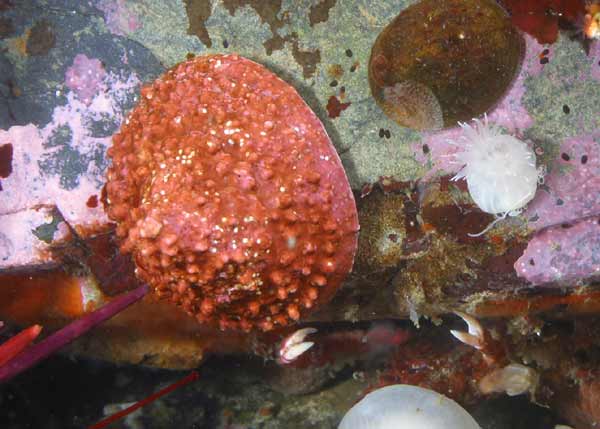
450,116,544,236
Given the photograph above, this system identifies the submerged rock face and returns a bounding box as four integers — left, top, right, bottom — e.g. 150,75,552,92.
368,0,524,130
106,54,359,332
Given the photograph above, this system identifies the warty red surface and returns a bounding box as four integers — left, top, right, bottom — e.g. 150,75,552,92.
106,54,359,331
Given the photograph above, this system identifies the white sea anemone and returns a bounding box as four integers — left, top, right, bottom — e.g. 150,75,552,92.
450,116,543,236
338,384,481,429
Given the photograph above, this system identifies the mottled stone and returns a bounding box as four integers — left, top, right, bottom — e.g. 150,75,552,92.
309,0,338,26
0,207,66,271
355,188,412,272
184,0,214,47
25,19,55,56
523,35,600,142
95,0,140,37
0,17,14,39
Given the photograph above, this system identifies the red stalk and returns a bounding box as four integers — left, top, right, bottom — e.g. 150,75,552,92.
88,371,200,429
0,283,149,383
0,325,43,367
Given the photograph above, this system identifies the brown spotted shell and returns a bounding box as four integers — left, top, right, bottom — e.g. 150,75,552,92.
369,0,524,131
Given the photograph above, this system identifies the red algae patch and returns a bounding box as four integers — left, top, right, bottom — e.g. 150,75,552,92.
0,142,12,190
0,143,13,178
106,54,359,331
326,95,351,119
86,195,99,208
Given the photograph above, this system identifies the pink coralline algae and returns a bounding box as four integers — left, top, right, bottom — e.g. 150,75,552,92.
525,134,600,230
0,66,140,269
95,0,140,37
414,127,463,181
65,54,107,106
587,41,600,82
486,35,546,132
485,72,533,133
515,134,599,284
520,35,548,78
515,216,600,285
485,35,548,133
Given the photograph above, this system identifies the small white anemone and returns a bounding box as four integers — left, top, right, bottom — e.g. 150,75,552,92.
339,384,481,429
450,116,543,236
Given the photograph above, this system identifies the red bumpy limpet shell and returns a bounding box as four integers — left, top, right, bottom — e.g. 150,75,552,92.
106,54,359,331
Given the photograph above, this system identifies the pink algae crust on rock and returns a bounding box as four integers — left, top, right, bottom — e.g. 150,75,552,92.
106,54,359,332
525,134,600,230
95,0,140,37
65,54,107,106
515,216,600,285
516,134,600,285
